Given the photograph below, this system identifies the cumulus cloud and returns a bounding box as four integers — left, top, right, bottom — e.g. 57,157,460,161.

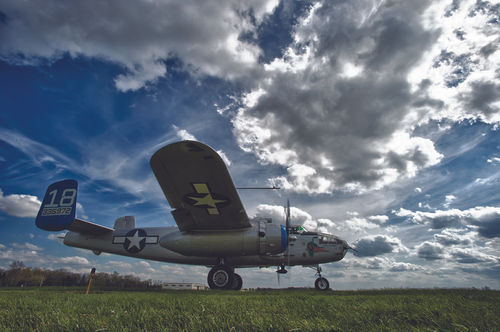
433,229,474,246
353,235,408,257
232,0,450,193
0,188,41,218
231,0,500,194
137,260,155,273
54,256,90,266
449,248,499,264
389,262,424,272
255,204,312,227
173,125,197,141
415,241,444,260
172,126,232,166
410,0,500,123
443,194,456,208
396,206,500,238
106,260,133,270
0,0,279,91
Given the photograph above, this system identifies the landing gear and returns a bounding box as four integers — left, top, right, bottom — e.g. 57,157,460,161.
207,265,234,289
276,264,288,274
315,277,329,290
313,265,329,291
207,264,243,290
230,273,243,290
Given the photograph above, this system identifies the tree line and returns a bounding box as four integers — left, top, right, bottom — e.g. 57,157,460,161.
0,261,162,289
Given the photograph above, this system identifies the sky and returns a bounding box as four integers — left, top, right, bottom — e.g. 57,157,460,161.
0,0,499,289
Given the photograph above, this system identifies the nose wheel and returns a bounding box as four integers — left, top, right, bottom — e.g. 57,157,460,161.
313,265,330,291
315,277,329,290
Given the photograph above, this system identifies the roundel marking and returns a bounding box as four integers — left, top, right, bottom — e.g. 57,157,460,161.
112,229,159,254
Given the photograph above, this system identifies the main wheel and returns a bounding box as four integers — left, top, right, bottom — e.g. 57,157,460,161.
229,273,243,290
208,265,234,290
314,277,329,291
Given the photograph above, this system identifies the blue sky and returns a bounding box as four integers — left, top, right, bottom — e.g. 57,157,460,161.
0,0,499,289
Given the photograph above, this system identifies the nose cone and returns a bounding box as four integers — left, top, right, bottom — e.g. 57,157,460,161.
341,240,349,257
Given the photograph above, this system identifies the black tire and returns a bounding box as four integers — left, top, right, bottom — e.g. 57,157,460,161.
314,277,329,291
208,265,234,290
230,273,243,290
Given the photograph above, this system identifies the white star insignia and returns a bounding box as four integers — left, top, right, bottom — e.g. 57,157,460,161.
126,230,145,250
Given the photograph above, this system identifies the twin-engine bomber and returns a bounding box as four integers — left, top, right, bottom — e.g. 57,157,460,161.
35,140,352,290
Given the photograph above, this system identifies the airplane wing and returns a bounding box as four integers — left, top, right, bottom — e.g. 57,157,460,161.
150,140,251,231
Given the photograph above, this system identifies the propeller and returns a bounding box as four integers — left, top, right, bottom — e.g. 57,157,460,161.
276,199,292,285
342,240,358,254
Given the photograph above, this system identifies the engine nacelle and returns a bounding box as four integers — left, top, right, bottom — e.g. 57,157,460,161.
159,218,286,257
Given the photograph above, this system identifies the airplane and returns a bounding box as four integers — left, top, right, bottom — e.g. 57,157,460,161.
35,140,353,290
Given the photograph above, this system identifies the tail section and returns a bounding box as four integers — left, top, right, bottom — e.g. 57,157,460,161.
36,179,114,235
36,179,78,231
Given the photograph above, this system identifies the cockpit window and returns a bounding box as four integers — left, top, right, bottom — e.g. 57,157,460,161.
291,226,306,234
319,236,338,244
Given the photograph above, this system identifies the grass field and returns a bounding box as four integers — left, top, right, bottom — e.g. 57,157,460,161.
0,287,498,331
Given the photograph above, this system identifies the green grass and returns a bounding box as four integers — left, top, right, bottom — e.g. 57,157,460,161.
0,287,498,331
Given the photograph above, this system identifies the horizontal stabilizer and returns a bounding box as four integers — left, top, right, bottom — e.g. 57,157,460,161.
68,218,114,235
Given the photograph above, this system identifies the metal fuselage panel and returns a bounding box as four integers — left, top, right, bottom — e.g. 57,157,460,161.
63,225,347,267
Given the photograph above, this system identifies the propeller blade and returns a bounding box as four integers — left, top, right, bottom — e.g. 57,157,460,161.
348,246,358,253
344,241,358,252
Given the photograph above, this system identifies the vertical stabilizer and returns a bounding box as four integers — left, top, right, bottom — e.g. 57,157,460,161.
35,179,78,231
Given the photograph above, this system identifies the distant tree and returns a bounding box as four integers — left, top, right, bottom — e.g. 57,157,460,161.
9,261,25,269
0,261,160,289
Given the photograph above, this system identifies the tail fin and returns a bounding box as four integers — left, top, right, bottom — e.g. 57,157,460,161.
36,179,78,231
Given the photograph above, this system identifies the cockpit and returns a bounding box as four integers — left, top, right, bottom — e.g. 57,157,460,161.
290,226,317,235
318,234,342,245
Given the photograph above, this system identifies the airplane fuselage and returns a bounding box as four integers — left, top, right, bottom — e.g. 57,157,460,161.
63,221,348,268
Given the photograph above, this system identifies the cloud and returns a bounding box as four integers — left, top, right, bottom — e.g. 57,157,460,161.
232,0,450,193
76,203,89,220
173,125,197,141
395,206,500,238
0,128,74,172
54,256,90,266
230,0,500,194
449,248,498,264
12,242,43,251
106,260,133,270
47,233,67,241
433,229,474,246
172,125,232,166
255,204,310,226
0,188,41,218
137,260,155,273
389,262,424,272
415,241,444,260
443,194,456,208
0,0,279,91
353,235,408,257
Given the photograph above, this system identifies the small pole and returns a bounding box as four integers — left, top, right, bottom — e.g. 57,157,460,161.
86,267,96,295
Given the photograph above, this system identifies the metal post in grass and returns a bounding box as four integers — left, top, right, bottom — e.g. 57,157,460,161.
86,267,96,295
